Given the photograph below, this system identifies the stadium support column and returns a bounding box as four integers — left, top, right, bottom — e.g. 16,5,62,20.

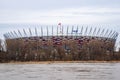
29,28,32,37
113,32,118,40
104,29,109,37
76,26,78,39
8,32,12,39
112,31,116,39
3,34,7,39
5,33,9,39
57,25,58,37
29,28,32,59
4,34,7,39
35,27,38,52
14,31,19,60
100,28,105,38
47,26,48,39
109,31,114,39
52,26,54,47
35,27,38,37
61,25,64,48
66,25,69,45
41,26,43,47
66,26,69,37
111,31,116,39
108,30,112,38
10,32,15,38
18,30,22,38
41,26,43,38
58,23,62,36
89,27,92,38
14,31,18,38
23,29,27,37
62,25,63,38
18,30,23,56
52,26,53,37
84,26,88,37
71,26,74,39
46,26,49,49
97,28,100,36
92,27,96,37
80,26,83,37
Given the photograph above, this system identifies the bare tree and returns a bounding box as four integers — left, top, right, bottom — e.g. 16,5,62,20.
0,39,3,52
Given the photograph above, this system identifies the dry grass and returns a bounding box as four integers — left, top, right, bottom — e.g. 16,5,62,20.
3,60,120,64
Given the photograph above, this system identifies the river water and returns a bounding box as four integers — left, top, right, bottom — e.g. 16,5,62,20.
0,62,120,80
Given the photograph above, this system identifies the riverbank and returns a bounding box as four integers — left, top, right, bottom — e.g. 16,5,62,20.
2,61,120,64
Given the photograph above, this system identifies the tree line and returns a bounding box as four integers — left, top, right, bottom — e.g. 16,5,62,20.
0,37,120,62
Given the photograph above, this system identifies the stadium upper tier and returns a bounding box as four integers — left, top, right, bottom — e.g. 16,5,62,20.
3,26,118,40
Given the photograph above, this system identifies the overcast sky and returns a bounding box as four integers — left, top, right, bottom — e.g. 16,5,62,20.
0,0,120,24
0,0,120,48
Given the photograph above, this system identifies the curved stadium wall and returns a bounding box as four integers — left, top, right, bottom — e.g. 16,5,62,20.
4,26,118,44
3,26,119,60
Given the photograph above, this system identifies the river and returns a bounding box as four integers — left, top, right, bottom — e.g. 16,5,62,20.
0,62,120,80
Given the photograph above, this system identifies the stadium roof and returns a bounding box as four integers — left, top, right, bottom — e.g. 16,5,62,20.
4,25,118,40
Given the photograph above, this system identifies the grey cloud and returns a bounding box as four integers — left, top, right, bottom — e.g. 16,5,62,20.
0,0,120,11
72,12,120,15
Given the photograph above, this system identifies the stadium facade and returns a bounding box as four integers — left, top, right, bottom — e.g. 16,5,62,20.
3,25,119,54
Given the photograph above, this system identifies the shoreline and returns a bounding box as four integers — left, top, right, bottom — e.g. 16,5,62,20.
1,61,120,64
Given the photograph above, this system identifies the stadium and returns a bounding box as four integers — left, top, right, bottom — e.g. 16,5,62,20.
3,25,119,61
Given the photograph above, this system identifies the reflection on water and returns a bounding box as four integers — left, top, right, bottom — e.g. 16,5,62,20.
0,63,120,80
